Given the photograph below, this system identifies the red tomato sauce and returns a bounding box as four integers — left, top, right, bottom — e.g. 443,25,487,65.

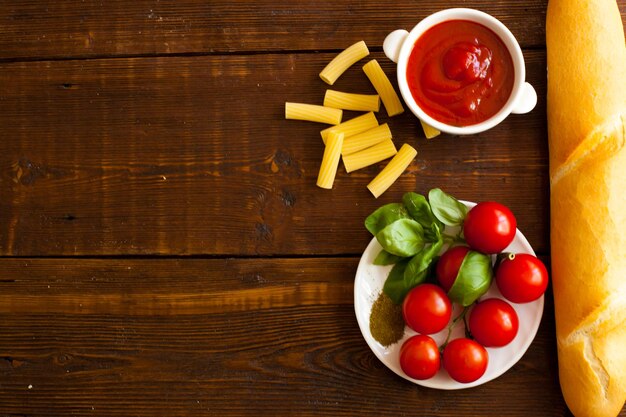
406,20,514,126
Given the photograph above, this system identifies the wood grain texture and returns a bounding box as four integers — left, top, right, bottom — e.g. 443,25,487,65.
0,51,549,257
2,2,626,416
0,258,587,417
0,0,555,60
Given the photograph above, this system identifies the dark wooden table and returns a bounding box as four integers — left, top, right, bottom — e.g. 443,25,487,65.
1,1,624,416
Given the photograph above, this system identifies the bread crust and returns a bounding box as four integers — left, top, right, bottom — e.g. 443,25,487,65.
547,0,626,416
547,0,626,179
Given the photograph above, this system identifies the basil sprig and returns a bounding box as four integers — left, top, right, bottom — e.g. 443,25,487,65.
365,189,474,304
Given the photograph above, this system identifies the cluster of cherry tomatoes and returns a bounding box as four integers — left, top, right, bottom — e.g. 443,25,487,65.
398,202,549,383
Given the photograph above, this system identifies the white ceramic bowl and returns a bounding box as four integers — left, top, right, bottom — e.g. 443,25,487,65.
383,8,537,135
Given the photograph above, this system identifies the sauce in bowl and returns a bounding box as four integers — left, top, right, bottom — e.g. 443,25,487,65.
406,20,514,126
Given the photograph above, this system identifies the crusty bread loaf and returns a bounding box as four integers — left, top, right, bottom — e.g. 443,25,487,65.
546,0,626,416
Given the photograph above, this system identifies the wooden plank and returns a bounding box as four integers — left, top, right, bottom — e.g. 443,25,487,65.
0,258,356,315
0,51,549,256
0,257,594,417
0,0,558,60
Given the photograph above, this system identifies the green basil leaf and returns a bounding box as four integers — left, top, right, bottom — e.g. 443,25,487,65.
447,251,493,306
364,203,410,236
403,238,444,289
426,221,443,243
428,188,468,227
375,219,425,257
383,259,410,304
373,249,403,266
402,192,444,239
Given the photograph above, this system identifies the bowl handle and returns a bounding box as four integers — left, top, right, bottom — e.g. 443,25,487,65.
511,82,537,114
383,29,409,63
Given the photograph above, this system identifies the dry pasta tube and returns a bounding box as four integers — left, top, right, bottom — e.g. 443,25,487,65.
362,59,404,117
319,41,370,85
342,139,397,173
317,131,344,189
342,123,392,155
321,112,378,143
367,143,417,198
323,90,380,112
285,102,343,125
419,119,441,139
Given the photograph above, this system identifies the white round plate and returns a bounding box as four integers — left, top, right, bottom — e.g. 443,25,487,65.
354,201,544,389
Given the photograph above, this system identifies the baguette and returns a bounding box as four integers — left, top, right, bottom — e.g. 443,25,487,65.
546,0,626,416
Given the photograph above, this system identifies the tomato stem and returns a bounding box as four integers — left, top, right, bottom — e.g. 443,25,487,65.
439,306,470,353
495,252,515,270
464,311,472,339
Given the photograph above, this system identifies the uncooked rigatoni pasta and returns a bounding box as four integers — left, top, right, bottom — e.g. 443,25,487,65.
285,102,343,125
342,138,397,173
362,59,404,117
319,41,370,85
419,119,441,139
342,123,392,155
320,112,378,143
285,40,423,196
317,131,344,189
323,90,380,112
367,143,417,198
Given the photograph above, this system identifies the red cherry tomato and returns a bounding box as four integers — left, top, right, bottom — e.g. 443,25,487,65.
463,202,517,254
443,338,488,383
402,284,452,335
399,335,441,380
496,253,549,303
436,246,470,292
469,298,519,347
